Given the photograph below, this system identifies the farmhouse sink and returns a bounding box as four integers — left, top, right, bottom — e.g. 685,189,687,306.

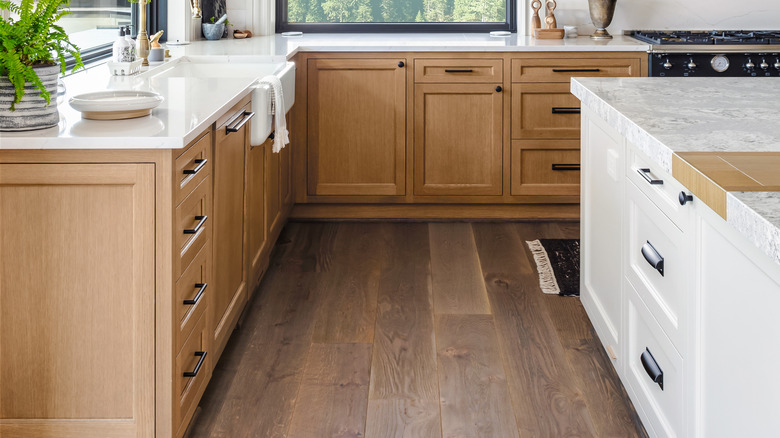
145,58,295,146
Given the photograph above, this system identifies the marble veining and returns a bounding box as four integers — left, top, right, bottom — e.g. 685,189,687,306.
728,192,780,266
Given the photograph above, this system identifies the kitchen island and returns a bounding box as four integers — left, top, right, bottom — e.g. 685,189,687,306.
573,76,780,437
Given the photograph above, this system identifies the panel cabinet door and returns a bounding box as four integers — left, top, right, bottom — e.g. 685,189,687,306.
0,163,155,438
414,83,503,196
307,58,406,197
247,137,268,292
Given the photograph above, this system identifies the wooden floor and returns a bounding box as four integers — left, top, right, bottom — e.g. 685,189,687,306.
189,222,647,438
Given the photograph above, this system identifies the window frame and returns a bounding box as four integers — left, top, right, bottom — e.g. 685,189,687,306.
275,0,516,33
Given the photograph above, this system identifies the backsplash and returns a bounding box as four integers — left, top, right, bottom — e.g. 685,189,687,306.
537,0,780,34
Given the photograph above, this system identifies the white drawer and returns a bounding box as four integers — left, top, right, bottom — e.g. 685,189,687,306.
625,282,685,438
626,144,691,231
626,179,687,352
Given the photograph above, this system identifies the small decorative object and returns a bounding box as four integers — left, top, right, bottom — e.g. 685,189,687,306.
531,0,542,31
545,0,557,28
190,0,202,18
533,0,564,39
588,0,617,39
233,29,253,39
203,14,230,40
107,59,144,75
0,0,83,131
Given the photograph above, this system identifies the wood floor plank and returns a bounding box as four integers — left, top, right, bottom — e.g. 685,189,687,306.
312,223,384,343
365,400,441,438
429,223,491,315
287,343,373,438
435,314,519,438
472,222,596,437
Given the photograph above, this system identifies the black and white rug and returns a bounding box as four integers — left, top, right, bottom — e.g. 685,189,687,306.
526,239,580,297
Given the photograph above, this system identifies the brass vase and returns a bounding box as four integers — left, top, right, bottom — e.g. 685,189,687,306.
588,0,617,40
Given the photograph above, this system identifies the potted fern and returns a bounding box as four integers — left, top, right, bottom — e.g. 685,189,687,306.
0,0,83,131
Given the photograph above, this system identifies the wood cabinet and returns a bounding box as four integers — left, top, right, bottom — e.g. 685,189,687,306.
510,139,581,195
247,136,268,291
306,57,406,197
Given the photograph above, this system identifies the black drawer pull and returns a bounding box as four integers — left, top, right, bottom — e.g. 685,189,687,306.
551,107,581,114
641,241,664,276
184,283,207,306
637,168,663,185
641,348,664,390
552,68,601,73
226,111,255,134
552,163,580,171
183,215,207,235
444,69,474,73
183,158,207,175
183,351,207,378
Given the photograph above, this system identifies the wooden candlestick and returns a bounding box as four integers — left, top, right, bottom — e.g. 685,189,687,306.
531,0,542,30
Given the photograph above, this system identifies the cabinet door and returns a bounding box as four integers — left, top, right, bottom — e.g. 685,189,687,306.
307,58,406,197
266,141,282,237
414,83,503,196
0,163,155,438
247,137,268,291
213,107,249,361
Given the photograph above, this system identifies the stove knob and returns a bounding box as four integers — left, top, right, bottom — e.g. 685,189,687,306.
775,59,780,70
746,58,755,70
688,58,697,69
760,58,769,70
663,59,672,69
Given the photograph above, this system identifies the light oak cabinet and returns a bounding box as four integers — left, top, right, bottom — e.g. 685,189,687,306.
306,57,406,198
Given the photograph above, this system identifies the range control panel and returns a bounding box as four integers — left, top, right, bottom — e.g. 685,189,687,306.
649,53,780,77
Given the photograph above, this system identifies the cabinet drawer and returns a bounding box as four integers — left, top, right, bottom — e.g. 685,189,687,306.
175,175,212,278
627,179,687,351
511,58,642,82
175,312,211,436
510,140,580,196
175,242,211,353
175,130,212,206
512,83,580,139
414,58,503,83
625,283,684,438
626,145,690,230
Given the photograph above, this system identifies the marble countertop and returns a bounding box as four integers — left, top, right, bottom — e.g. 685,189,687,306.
571,76,780,266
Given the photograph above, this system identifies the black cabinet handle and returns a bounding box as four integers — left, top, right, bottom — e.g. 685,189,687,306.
679,191,693,205
184,283,207,306
398,61,405,68
640,348,664,390
183,215,207,235
183,352,207,378
269,132,275,140
637,168,663,185
495,86,503,92
183,158,207,175
552,68,601,73
641,241,664,276
444,69,473,73
551,163,580,171
551,107,581,114
226,111,255,134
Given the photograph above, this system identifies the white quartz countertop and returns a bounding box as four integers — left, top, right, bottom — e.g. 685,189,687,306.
571,76,780,266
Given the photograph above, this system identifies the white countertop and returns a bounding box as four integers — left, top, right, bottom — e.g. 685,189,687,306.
571,76,780,266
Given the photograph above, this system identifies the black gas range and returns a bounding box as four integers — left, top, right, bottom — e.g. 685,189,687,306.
630,30,780,77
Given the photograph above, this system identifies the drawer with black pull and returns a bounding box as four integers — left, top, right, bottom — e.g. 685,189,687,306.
627,179,688,351
626,144,691,230
511,58,642,82
625,281,685,438
174,311,211,436
175,241,211,352
175,175,212,278
511,83,581,139
510,139,580,196
175,129,212,206
414,58,503,83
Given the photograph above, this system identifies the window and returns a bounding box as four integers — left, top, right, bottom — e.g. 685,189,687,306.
277,0,516,32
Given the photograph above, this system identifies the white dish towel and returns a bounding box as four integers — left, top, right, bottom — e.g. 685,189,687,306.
259,74,290,153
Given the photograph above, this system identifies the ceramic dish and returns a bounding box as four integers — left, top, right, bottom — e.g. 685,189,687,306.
69,90,163,120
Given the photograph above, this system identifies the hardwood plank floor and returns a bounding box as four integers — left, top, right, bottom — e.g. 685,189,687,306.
189,221,647,438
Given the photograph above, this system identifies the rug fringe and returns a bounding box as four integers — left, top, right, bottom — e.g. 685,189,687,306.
526,239,560,295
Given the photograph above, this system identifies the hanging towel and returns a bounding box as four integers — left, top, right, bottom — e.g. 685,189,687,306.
259,74,289,153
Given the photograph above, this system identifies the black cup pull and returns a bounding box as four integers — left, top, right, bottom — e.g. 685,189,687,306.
184,283,207,306
679,191,693,205
640,348,664,390
495,86,503,92
398,61,405,68
444,69,473,73
183,158,207,175
551,107,581,114
226,111,255,134
641,241,664,276
552,68,601,73
183,352,207,378
551,163,580,171
184,215,208,235
637,168,664,185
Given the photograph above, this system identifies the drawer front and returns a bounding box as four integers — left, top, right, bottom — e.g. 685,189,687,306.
175,130,212,206
626,145,691,230
511,58,642,82
627,179,687,351
625,283,684,438
414,58,503,83
175,312,211,436
510,140,580,196
512,83,580,139
175,175,212,278
175,242,211,352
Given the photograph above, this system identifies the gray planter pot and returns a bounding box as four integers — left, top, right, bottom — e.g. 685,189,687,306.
202,22,226,40
0,63,60,131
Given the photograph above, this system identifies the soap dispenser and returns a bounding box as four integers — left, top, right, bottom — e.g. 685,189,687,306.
112,27,133,62
124,26,136,60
